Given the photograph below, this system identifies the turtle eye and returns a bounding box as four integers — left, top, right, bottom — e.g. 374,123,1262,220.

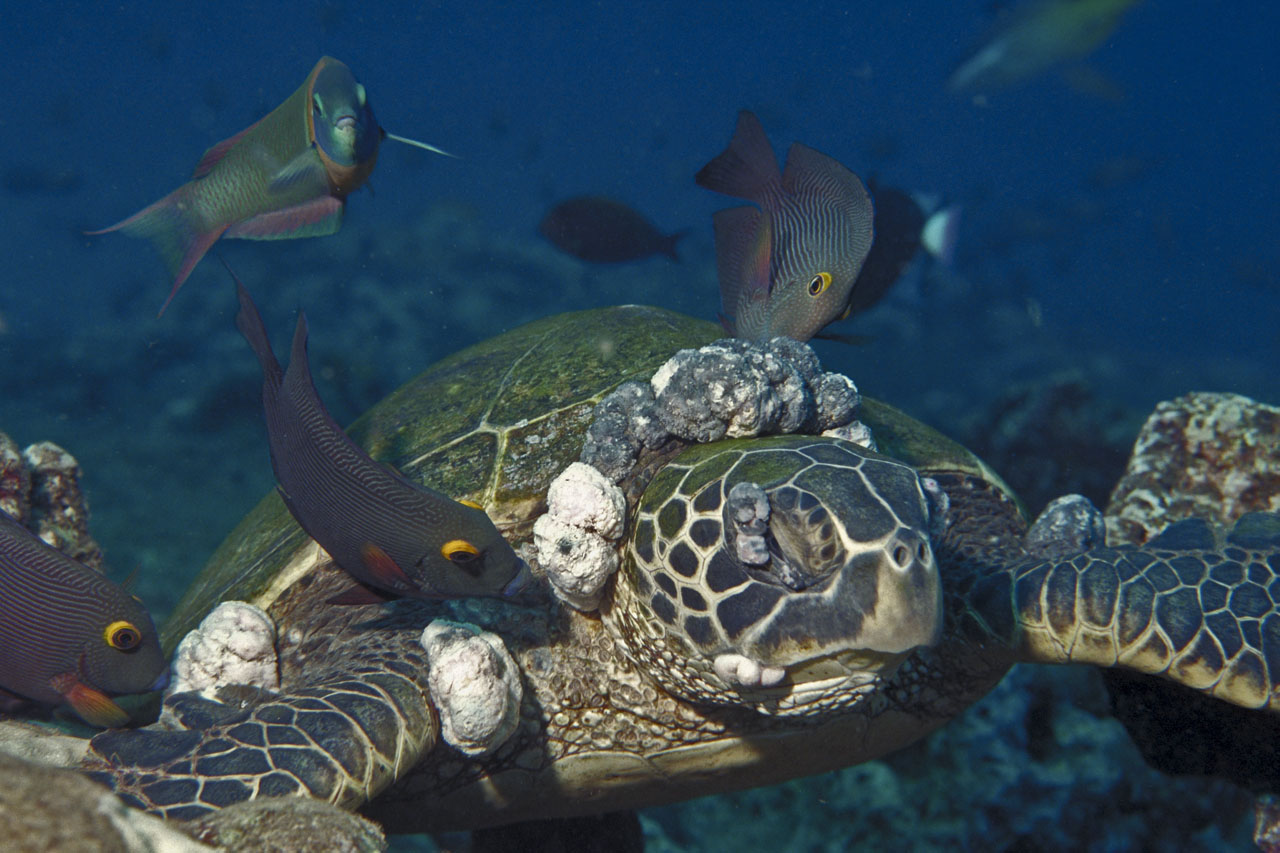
105,621,141,651
442,539,481,564
807,272,832,296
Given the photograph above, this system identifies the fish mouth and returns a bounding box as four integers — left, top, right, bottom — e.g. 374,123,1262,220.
148,667,171,692
335,114,358,130
502,559,532,597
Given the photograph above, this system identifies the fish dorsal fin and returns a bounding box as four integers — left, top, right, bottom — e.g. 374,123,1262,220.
782,144,873,226
383,131,458,159
359,542,417,593
695,110,781,203
268,147,331,196
456,498,483,509
326,582,394,606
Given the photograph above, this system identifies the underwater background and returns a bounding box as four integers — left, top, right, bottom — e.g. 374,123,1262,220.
1,1,1276,849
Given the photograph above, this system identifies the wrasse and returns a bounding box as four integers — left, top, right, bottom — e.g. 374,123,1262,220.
91,57,452,316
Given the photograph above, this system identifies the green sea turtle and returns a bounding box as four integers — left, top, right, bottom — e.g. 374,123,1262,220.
46,305,1278,836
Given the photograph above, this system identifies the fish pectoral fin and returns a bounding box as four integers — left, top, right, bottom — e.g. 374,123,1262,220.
383,131,458,159
359,543,418,593
224,196,343,241
326,582,394,606
48,672,129,728
267,147,331,196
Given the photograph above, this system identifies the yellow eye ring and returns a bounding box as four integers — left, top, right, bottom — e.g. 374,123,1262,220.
105,621,141,651
442,539,480,563
807,272,833,296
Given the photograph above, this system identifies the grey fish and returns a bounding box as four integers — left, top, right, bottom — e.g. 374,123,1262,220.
696,110,874,342
0,509,167,727
539,196,687,263
233,273,528,603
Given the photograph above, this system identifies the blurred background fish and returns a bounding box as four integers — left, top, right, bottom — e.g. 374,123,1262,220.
539,195,688,263
89,56,452,316
840,180,962,320
696,110,874,342
947,0,1143,95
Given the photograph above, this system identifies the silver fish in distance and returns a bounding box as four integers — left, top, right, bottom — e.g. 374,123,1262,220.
696,110,874,342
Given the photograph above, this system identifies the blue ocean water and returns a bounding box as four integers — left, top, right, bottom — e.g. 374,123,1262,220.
0,1,1276,849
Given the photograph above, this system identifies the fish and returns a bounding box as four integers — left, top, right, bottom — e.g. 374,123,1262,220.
539,196,687,263
947,0,1143,94
695,110,874,343
0,509,167,727
232,270,529,603
90,56,453,316
840,181,961,319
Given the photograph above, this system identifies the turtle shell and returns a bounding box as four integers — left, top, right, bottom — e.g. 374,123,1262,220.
162,306,723,649
163,306,1024,653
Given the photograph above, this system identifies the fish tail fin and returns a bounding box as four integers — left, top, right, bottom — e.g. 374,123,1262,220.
230,266,284,389
661,229,690,261
921,204,962,267
88,185,227,316
695,110,781,202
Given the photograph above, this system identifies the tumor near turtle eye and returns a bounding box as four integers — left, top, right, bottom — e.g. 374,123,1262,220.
105,620,141,651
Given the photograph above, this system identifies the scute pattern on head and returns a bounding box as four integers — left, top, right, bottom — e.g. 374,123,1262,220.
606,435,943,717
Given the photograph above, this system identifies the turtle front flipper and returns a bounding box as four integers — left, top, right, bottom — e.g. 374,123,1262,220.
80,617,438,820
973,511,1280,711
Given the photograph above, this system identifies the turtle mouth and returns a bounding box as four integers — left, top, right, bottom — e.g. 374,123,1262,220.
729,648,909,717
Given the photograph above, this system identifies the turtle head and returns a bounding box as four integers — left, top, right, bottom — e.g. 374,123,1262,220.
611,436,943,717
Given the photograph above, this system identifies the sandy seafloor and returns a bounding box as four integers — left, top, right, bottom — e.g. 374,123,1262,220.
1,1,1277,850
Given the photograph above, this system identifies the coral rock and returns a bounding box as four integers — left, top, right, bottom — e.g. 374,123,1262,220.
1106,392,1280,546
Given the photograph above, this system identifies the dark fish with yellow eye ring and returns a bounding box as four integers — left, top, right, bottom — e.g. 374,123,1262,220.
0,509,167,727
232,268,530,604
696,110,875,343
89,56,454,317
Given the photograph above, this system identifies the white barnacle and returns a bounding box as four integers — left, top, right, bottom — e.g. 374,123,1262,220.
713,653,787,690
822,420,875,450
169,601,279,701
545,462,626,540
532,514,619,611
421,620,522,757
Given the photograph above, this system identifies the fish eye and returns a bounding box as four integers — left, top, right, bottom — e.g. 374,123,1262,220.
105,620,142,651
442,539,481,564
807,272,833,296
313,94,324,114
356,83,367,106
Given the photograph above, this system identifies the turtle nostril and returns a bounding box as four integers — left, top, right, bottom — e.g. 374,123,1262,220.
917,542,928,562
892,543,911,568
